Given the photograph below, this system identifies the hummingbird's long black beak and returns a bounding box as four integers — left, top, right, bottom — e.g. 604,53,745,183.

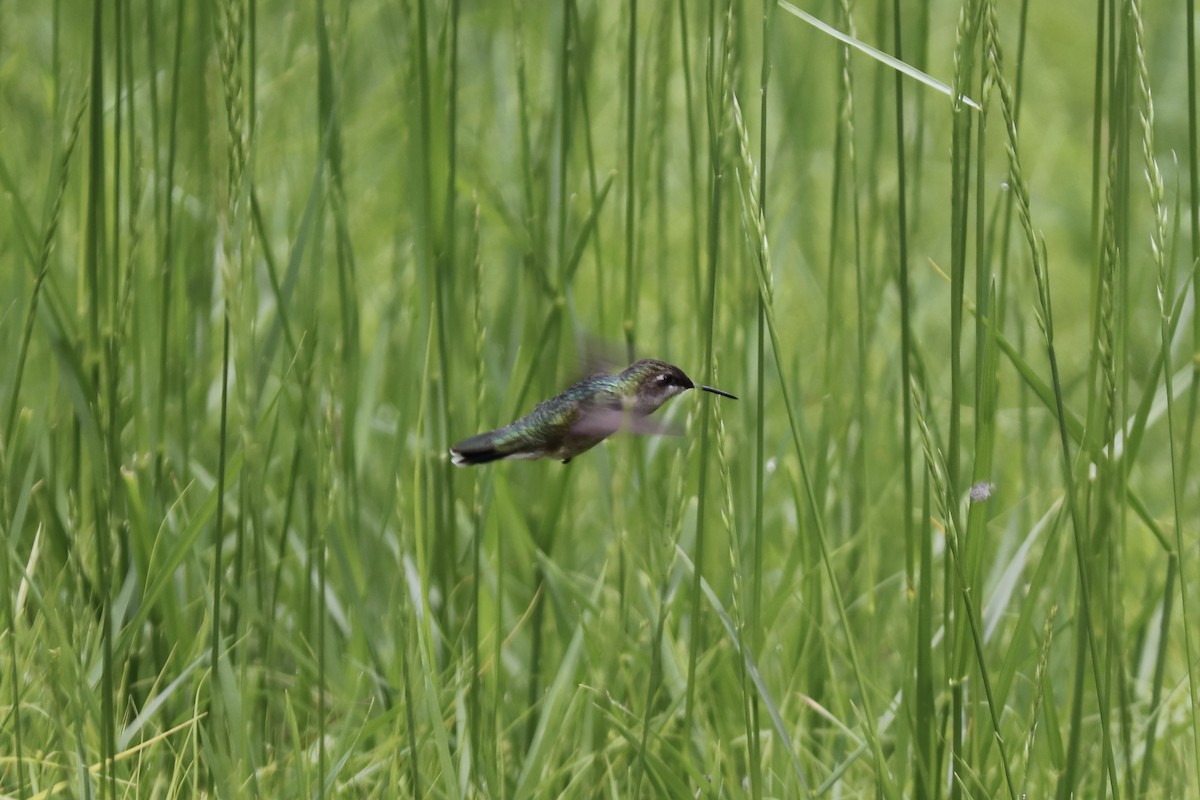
699,384,738,400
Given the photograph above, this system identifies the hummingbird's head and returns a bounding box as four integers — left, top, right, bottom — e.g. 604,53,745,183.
622,359,738,415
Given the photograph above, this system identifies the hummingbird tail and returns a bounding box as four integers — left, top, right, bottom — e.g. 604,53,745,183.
450,430,520,466
450,445,508,466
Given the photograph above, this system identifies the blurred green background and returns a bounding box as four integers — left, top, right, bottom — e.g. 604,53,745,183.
1,0,1198,796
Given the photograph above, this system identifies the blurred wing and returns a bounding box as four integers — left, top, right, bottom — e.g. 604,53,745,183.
569,407,683,438
574,334,626,379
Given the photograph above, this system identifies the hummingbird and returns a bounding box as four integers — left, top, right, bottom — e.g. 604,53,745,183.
450,359,738,465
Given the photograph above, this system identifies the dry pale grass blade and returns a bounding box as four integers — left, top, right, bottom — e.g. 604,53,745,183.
777,1,981,110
